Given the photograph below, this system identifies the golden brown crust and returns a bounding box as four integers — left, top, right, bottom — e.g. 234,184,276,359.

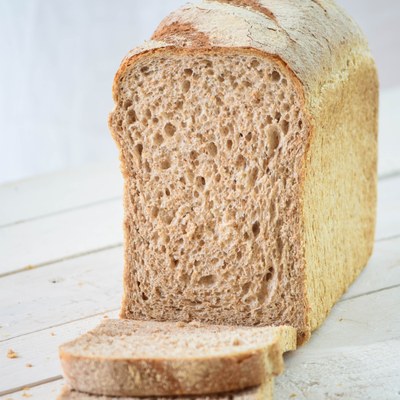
152,22,212,48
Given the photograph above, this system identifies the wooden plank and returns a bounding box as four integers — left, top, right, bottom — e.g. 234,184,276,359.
378,86,400,178
277,340,400,400
0,247,122,341
0,200,123,276
0,230,398,342
0,312,118,395
276,287,400,399
0,87,397,229
341,235,400,300
0,162,398,278
0,380,64,400
0,161,122,228
0,286,398,396
376,175,400,241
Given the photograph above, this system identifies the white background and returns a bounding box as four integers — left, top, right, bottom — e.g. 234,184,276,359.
0,0,399,184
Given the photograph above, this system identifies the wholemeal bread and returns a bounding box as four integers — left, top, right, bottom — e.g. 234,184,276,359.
109,0,378,343
58,382,273,400
59,319,295,396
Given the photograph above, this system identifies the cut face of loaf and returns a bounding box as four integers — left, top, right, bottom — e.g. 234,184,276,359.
112,51,309,334
110,0,378,342
59,319,295,397
58,383,273,400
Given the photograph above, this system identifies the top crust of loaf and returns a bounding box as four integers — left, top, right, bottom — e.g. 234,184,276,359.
113,0,370,107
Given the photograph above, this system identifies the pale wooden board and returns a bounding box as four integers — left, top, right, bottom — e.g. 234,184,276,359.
0,312,118,395
0,161,122,228
0,231,398,343
341,235,400,300
0,379,64,400
0,171,398,278
277,340,400,400
378,86,400,178
0,247,123,341
0,200,123,276
375,175,400,241
276,286,400,400
0,286,398,396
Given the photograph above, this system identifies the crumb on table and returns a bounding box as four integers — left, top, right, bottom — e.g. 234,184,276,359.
7,349,18,359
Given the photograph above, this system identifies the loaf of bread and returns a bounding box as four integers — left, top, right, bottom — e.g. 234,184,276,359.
109,0,378,343
59,319,295,396
58,383,273,400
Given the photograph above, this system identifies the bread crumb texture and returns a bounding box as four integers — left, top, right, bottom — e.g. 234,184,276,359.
111,52,308,331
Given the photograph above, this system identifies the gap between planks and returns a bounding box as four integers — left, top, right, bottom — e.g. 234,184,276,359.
0,242,122,279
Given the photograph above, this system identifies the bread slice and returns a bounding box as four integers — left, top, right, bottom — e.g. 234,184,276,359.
58,382,273,400
59,319,295,397
109,0,378,343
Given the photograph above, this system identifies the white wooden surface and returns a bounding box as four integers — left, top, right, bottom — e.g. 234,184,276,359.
0,88,399,399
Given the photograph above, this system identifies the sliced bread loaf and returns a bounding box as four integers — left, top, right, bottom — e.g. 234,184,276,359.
58,382,273,400
59,319,295,397
109,0,378,343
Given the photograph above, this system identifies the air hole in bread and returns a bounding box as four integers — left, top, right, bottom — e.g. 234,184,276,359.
144,161,151,173
207,142,218,157
236,155,246,169
198,274,217,286
267,126,280,153
281,119,289,135
141,292,148,301
164,123,176,137
133,144,143,163
248,167,259,187
126,109,137,125
271,70,281,81
251,59,260,68
252,221,260,237
196,176,206,188
151,207,159,219
154,133,164,145
123,100,132,109
226,139,233,150
182,80,191,93
160,158,171,170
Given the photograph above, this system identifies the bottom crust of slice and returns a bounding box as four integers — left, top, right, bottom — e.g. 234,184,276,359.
58,382,273,400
